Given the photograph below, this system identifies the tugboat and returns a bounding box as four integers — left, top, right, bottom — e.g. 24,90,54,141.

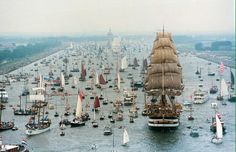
144,29,183,129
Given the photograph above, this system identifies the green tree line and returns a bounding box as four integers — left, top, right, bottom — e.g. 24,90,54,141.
0,40,61,61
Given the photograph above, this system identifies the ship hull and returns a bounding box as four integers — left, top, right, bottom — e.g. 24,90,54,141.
148,117,180,128
25,126,50,136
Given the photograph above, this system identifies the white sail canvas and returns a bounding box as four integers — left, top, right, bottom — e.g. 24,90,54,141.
61,72,65,87
216,114,223,139
220,79,229,97
76,95,82,118
123,129,129,145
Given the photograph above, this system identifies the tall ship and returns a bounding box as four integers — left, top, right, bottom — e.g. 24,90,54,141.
25,75,51,135
144,30,183,128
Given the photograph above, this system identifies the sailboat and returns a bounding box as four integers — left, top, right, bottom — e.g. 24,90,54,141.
195,67,200,75
14,95,36,115
116,73,121,92
58,72,65,92
95,73,100,88
144,30,183,128
228,69,235,102
104,64,111,75
141,58,148,74
91,108,98,128
210,113,226,134
211,114,223,144
70,95,85,127
79,63,86,81
122,128,129,146
119,56,128,72
93,96,100,111
64,97,71,116
132,57,139,69
71,76,77,88
0,92,14,131
25,75,51,135
217,78,229,103
0,88,8,103
188,106,194,120
99,74,107,89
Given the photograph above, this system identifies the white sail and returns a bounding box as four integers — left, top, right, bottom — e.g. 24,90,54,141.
29,95,45,101
95,73,99,85
123,129,129,145
75,95,82,118
216,114,223,139
117,73,121,90
220,79,229,97
61,72,65,88
72,76,77,86
121,56,128,70
39,74,43,88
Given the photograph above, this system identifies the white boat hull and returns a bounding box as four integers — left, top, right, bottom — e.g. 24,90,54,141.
26,127,50,136
193,96,209,104
211,138,223,144
148,118,179,127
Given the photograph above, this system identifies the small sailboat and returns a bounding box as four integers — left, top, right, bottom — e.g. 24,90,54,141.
14,95,36,115
195,67,200,75
93,96,100,111
116,73,121,92
210,113,226,134
119,56,128,72
70,95,85,127
211,114,223,144
122,128,129,146
132,57,139,69
71,76,77,88
64,98,71,116
99,74,107,89
228,69,235,101
58,72,65,92
217,78,229,103
92,108,98,128
188,107,194,121
79,63,86,81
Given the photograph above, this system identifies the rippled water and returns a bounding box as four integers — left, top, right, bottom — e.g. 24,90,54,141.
0,49,235,152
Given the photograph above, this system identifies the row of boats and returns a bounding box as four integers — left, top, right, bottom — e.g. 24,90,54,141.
0,30,234,151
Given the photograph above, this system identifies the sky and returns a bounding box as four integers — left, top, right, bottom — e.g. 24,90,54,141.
0,0,234,35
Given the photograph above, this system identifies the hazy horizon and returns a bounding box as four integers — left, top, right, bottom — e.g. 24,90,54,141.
0,0,234,35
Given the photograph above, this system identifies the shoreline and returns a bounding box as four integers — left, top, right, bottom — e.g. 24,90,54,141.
191,50,235,69
0,44,67,75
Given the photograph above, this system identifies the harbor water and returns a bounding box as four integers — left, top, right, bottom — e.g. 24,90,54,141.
0,45,235,152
